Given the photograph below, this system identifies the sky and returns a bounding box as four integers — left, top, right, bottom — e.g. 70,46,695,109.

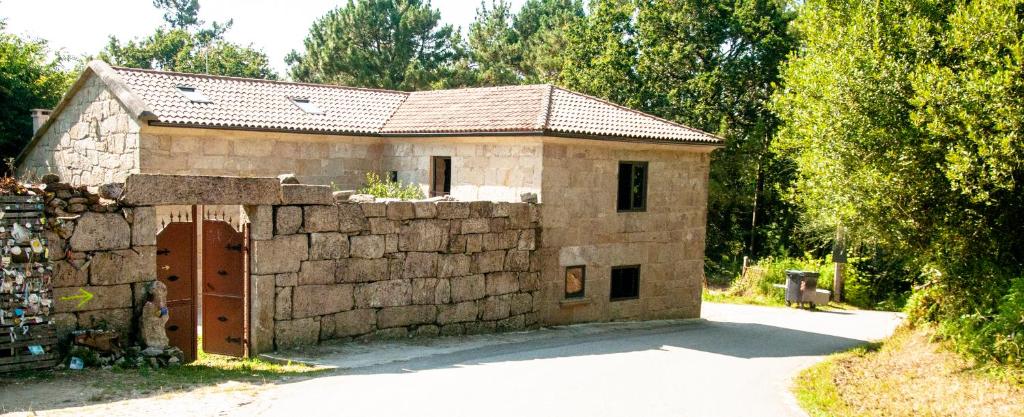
0,0,527,76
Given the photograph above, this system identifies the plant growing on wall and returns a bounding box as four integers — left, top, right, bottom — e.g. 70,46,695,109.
356,172,424,200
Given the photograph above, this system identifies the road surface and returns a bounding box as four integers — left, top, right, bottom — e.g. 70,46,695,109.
7,302,901,417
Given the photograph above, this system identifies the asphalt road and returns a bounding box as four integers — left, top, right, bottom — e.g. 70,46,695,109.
11,303,901,417
245,303,901,417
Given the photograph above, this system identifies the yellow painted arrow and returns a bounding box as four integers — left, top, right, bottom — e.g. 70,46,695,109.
60,288,94,308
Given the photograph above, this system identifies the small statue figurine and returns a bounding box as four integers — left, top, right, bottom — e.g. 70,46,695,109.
141,281,170,350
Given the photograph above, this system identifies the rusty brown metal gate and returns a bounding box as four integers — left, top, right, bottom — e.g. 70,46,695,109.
201,214,249,358
156,209,197,362
156,207,249,362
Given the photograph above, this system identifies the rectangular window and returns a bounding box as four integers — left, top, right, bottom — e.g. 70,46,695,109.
386,170,399,183
176,85,211,103
610,265,640,301
431,156,452,197
565,266,586,299
617,161,648,212
290,97,323,114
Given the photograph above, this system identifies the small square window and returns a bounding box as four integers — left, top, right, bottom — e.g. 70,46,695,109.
290,97,323,114
177,85,211,103
386,171,399,182
617,161,648,212
565,266,586,299
610,265,640,300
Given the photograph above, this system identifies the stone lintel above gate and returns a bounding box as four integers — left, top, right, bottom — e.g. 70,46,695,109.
120,174,282,206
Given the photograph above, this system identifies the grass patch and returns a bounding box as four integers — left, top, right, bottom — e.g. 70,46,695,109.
793,326,1024,417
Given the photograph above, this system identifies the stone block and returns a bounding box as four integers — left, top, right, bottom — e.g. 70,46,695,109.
252,234,308,275
298,260,336,285
399,220,449,252
275,206,302,235
504,250,530,272
385,201,415,220
275,272,298,287
350,235,385,259
450,274,486,302
507,203,532,229
367,327,408,340
275,286,292,320
120,174,281,205
436,202,470,219
323,308,376,338
354,279,411,308
281,184,333,205
412,324,440,338
52,260,87,288
275,318,319,349
413,202,437,218
438,254,470,278
437,301,478,324
483,231,518,251
517,229,536,250
464,321,497,335
377,305,436,328
447,235,466,254
310,232,348,260
69,212,131,251
292,284,353,318
359,202,386,217
77,308,132,334
461,218,489,234
511,293,533,315
251,274,275,354
402,252,437,278
303,206,338,233
473,251,505,274
411,278,443,304
244,205,274,240
485,272,519,296
385,234,398,253
440,323,465,336
129,206,156,246
338,204,368,233
53,285,132,313
469,201,493,218
497,314,526,331
338,258,389,283
489,218,508,234
479,294,512,321
518,272,540,292
90,247,156,285
466,234,483,253
369,218,399,235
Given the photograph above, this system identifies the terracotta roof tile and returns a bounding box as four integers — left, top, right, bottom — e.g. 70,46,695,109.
109,65,721,145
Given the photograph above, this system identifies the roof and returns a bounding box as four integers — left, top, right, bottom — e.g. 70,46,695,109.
24,61,722,158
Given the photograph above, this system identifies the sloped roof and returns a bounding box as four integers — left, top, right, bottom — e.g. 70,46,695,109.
27,61,723,150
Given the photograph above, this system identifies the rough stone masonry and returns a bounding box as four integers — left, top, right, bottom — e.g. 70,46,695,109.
254,198,542,349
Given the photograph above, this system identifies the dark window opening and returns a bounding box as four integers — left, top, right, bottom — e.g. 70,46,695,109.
386,170,398,182
565,266,586,299
432,156,451,197
610,265,640,300
617,161,648,212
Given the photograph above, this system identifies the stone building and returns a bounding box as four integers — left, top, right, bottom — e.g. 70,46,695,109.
19,60,721,347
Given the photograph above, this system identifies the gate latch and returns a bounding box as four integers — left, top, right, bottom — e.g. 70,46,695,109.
225,243,243,252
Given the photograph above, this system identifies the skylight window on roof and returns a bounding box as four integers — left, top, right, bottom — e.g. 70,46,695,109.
290,97,323,114
176,86,211,103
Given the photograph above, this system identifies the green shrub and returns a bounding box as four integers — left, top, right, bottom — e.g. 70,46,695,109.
355,172,424,200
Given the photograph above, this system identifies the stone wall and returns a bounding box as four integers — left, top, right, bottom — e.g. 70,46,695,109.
381,137,544,202
252,198,542,349
138,126,381,190
44,183,156,341
536,139,712,324
18,74,142,186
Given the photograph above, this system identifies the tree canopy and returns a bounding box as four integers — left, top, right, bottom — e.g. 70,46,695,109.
0,21,73,165
774,0,1024,364
286,0,461,90
100,0,276,79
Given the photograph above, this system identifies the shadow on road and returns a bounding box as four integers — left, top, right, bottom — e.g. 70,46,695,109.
339,320,868,376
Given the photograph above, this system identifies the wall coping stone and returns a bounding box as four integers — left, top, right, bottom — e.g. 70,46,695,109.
120,174,281,206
